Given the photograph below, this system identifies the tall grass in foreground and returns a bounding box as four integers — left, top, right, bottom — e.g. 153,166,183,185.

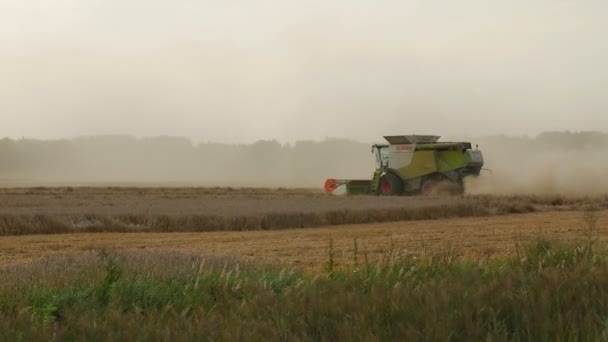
2,235,608,340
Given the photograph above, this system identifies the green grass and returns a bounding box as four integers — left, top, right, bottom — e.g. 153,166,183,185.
3,235,608,341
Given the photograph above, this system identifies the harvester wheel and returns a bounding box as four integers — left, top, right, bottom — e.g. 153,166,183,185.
421,179,439,196
379,173,403,196
422,178,464,196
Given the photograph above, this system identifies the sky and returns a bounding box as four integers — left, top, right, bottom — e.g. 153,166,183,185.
1,0,607,143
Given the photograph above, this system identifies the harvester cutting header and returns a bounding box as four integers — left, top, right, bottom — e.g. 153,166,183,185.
324,135,484,196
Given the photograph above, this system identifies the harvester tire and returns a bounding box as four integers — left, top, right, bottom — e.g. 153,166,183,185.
421,179,440,196
379,173,403,196
422,178,464,196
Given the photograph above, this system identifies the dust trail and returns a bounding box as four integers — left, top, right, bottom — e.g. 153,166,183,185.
465,133,608,195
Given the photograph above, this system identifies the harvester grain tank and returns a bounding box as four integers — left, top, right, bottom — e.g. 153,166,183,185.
324,135,484,195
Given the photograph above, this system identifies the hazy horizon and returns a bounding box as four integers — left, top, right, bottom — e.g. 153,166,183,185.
1,131,608,195
0,130,606,146
2,1,607,143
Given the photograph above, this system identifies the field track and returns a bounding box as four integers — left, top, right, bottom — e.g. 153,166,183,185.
2,210,606,270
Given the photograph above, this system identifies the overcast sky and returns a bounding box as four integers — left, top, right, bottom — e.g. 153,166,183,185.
1,0,607,143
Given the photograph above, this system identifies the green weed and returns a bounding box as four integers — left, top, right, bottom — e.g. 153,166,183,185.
3,238,608,340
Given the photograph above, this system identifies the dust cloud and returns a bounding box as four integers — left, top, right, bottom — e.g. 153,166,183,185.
465,132,608,195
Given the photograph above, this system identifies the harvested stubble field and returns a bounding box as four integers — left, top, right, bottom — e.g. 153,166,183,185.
0,187,607,270
1,210,607,270
0,187,607,236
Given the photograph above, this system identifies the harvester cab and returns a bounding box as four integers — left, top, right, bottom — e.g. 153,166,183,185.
372,145,390,170
324,135,484,196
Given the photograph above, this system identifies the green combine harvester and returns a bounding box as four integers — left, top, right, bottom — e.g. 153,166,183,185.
324,135,484,196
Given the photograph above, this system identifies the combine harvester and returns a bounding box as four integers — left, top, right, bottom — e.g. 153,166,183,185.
324,135,484,196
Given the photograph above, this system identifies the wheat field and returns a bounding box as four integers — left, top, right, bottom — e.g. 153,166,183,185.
2,187,608,339
0,187,605,236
